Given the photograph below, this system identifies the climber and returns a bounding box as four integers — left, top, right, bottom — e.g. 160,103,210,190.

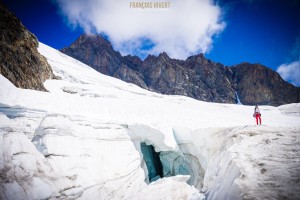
253,104,262,125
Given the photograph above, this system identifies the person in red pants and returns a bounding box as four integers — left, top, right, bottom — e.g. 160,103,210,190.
253,104,262,125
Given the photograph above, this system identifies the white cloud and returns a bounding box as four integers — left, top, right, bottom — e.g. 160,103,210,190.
54,0,225,59
277,61,300,87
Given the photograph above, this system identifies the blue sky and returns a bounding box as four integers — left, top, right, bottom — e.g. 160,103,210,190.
3,0,300,86
208,0,300,68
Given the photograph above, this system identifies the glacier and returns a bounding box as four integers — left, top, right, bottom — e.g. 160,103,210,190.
0,43,300,200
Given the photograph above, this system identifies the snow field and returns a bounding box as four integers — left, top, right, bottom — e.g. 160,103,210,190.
0,43,299,199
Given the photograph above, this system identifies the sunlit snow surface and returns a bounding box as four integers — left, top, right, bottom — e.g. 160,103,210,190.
0,43,299,200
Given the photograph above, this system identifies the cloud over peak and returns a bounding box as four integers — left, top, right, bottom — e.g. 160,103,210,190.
277,61,300,87
54,0,225,59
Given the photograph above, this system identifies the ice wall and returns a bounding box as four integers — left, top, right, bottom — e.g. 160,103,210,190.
0,107,147,199
140,142,204,189
2,102,299,200
130,125,206,190
160,152,204,189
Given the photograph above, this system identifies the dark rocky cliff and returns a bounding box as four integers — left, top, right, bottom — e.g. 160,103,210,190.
232,63,300,106
61,34,300,106
140,53,236,103
0,2,53,91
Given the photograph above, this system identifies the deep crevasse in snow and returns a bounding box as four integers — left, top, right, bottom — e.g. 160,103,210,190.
0,43,300,200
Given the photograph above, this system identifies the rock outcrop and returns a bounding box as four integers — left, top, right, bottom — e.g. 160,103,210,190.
61,34,300,106
232,63,300,106
0,2,53,91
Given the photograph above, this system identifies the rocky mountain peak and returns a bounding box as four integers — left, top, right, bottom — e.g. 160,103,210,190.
0,2,53,91
123,55,143,72
61,34,122,75
144,54,158,63
186,53,210,67
70,34,112,49
158,52,170,59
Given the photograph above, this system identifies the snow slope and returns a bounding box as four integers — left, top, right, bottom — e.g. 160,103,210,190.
0,43,299,200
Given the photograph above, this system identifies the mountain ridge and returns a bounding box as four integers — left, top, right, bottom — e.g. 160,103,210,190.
61,34,300,106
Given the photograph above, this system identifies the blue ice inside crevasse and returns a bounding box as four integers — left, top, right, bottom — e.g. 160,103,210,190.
140,142,163,182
